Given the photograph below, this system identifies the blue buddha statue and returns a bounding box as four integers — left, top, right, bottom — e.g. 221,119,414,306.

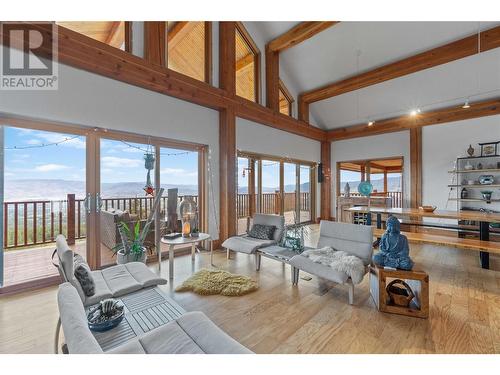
373,216,413,270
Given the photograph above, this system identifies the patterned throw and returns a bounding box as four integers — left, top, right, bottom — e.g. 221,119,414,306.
175,269,258,296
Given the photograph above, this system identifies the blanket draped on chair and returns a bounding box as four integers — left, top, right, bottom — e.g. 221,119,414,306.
301,247,366,284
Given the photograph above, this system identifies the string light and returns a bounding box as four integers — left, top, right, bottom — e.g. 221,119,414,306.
462,99,471,109
367,121,375,127
5,134,82,150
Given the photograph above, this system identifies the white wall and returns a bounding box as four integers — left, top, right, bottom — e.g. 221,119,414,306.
331,131,411,216
423,115,500,212
236,117,322,218
0,58,221,240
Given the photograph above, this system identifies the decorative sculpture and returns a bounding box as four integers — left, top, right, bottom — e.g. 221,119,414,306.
143,152,155,196
373,216,414,270
344,182,351,198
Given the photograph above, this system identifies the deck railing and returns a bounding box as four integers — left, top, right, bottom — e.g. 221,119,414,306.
340,191,403,208
2,194,198,250
236,192,311,218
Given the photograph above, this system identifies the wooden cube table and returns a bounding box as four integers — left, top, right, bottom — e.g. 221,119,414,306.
369,265,429,319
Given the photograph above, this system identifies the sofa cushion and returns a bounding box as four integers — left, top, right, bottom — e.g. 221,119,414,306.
138,320,205,354
289,255,349,284
253,214,285,242
56,235,86,302
176,311,252,354
124,262,167,288
317,221,373,265
58,283,104,354
85,271,113,306
108,340,147,354
248,224,276,240
222,236,276,254
101,265,143,297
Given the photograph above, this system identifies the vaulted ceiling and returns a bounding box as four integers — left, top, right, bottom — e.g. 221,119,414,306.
252,21,500,130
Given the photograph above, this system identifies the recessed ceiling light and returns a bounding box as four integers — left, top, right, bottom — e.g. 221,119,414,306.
410,109,421,116
367,121,374,126
462,100,471,109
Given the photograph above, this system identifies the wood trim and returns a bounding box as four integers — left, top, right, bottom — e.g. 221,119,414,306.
204,21,213,85
320,141,331,220
144,21,166,66
235,22,261,104
167,22,198,50
298,95,309,122
279,79,294,116
301,25,500,105
237,150,317,167
267,22,338,52
124,21,132,53
327,97,500,141
410,128,422,209
105,21,122,46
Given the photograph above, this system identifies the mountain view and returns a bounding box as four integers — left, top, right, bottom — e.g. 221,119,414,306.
341,176,402,192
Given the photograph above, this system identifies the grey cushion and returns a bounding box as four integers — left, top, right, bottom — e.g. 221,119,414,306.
124,262,167,288
57,283,104,354
85,271,113,306
101,265,144,297
316,221,373,265
289,254,349,284
56,235,86,302
253,214,285,242
248,224,276,240
222,236,276,254
73,254,95,297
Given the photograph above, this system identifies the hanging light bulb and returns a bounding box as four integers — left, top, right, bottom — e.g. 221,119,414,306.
462,99,471,109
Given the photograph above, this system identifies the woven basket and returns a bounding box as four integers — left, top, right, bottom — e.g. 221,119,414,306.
386,279,415,307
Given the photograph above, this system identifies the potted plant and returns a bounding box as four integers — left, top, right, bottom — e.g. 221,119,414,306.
113,188,164,264
113,220,148,264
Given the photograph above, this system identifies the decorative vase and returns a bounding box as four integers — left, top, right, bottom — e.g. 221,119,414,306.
479,175,494,185
464,161,473,170
467,144,474,157
461,188,468,199
116,248,147,264
481,191,493,203
477,162,483,170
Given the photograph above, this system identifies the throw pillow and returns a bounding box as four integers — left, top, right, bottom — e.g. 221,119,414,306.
248,224,276,240
73,254,95,297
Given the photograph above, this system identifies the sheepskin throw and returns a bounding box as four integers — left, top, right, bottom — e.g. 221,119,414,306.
301,247,366,284
175,269,258,296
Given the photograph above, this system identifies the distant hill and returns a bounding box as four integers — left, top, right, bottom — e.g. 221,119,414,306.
4,179,199,201
238,182,310,194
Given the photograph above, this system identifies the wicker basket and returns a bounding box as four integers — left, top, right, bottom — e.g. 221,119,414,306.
386,279,415,307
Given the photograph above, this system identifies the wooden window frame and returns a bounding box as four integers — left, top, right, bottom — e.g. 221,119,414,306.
279,79,294,117
235,22,261,104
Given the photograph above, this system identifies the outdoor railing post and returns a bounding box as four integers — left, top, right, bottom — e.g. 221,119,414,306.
274,190,280,215
67,194,75,245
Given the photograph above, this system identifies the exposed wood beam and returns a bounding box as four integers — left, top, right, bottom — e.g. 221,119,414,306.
320,141,332,220
219,22,237,97
410,127,423,210
298,95,309,122
327,97,500,141
301,26,500,106
268,22,339,52
236,53,254,71
265,45,280,111
144,21,166,66
167,21,198,50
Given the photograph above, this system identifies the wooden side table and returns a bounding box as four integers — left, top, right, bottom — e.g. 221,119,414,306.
369,265,429,319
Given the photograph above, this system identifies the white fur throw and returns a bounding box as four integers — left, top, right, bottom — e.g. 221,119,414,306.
301,247,366,284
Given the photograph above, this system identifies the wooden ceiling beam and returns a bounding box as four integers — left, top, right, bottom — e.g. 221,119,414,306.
105,21,122,48
301,26,500,106
267,21,339,52
167,21,199,50
236,52,254,71
327,97,500,141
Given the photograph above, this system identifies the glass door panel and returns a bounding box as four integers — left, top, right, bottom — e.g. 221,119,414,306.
237,157,251,234
284,162,297,225
300,165,312,223
2,125,87,287
99,139,157,267
261,160,280,215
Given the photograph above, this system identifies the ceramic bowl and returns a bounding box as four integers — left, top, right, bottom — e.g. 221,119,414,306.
419,205,437,213
481,191,493,201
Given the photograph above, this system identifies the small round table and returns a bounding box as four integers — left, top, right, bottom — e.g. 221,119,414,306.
160,233,212,279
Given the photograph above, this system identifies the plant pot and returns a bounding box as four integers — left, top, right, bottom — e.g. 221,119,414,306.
116,248,147,264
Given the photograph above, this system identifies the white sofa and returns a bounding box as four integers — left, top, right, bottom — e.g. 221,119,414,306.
222,213,285,269
289,221,373,304
58,282,252,354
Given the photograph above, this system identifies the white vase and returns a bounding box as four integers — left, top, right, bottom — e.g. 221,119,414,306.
116,248,147,264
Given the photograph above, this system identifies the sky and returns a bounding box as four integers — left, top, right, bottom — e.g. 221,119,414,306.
3,126,199,186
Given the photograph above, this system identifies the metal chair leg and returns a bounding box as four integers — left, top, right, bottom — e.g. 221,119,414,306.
226,248,230,259
255,253,261,271
54,317,61,354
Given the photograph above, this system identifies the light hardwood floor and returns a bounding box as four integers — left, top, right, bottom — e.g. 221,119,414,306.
1,225,499,354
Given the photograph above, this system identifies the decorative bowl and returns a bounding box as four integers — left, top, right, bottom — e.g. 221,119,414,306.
87,300,125,332
479,175,494,185
357,181,373,197
419,205,437,213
